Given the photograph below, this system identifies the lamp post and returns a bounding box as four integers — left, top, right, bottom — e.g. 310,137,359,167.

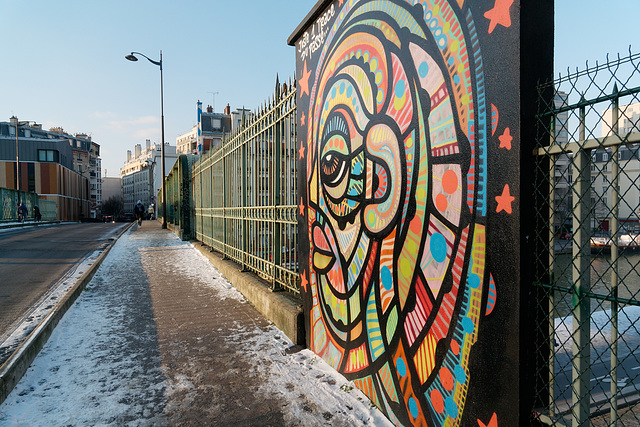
125,50,167,229
12,116,20,194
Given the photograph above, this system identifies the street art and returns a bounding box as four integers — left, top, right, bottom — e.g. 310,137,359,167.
296,0,518,425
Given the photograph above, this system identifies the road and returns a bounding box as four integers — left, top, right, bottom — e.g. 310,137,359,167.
551,311,640,417
0,222,129,342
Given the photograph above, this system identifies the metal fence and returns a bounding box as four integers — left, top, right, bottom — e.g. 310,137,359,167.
165,154,199,239
533,50,640,425
192,77,299,293
1,188,56,222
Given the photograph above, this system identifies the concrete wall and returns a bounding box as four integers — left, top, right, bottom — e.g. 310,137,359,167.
291,0,552,425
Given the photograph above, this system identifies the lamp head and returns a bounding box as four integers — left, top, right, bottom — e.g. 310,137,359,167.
125,53,138,62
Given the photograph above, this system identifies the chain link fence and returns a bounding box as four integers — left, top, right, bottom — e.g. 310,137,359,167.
533,50,640,425
192,78,299,293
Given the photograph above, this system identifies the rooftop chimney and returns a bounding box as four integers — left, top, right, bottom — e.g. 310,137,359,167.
9,116,18,126
127,150,132,162
207,105,213,113
224,104,231,115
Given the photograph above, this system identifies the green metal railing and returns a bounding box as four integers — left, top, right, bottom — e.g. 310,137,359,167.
165,154,199,239
192,78,299,293
533,51,640,426
1,188,56,222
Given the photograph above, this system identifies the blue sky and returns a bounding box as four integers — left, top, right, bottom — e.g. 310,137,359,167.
1,1,637,177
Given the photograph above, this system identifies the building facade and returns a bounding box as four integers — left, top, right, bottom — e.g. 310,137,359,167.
176,101,233,155
50,128,102,218
120,140,179,214
0,117,92,220
593,101,640,231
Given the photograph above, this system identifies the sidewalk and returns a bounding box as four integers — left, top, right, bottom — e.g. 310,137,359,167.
0,220,390,426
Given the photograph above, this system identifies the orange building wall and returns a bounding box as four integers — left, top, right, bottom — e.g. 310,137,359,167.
0,161,90,220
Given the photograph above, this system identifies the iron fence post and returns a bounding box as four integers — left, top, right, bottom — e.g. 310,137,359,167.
571,99,591,427
222,143,228,259
242,124,248,272
548,115,557,416
609,85,620,424
272,78,282,291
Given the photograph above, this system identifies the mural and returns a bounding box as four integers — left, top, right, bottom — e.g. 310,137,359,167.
294,0,523,425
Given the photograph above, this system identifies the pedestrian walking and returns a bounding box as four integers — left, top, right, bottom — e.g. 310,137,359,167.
17,202,28,223
33,205,42,222
134,200,145,226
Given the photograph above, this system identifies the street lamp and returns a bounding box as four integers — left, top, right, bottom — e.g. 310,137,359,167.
125,50,167,229
14,117,19,194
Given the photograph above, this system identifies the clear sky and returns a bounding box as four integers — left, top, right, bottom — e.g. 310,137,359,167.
1,1,637,177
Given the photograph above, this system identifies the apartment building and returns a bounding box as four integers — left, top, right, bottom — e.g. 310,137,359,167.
120,139,179,214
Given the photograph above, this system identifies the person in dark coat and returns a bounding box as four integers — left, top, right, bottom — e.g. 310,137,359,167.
17,202,28,223
33,205,41,222
134,200,145,226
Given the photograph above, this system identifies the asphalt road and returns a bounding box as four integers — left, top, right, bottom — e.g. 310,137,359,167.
0,222,129,340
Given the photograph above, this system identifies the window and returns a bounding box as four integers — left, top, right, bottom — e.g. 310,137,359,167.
38,149,59,162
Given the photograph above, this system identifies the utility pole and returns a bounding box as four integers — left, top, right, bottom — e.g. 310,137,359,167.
13,116,20,194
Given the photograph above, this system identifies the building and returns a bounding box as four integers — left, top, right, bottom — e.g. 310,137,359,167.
102,176,123,216
176,101,232,155
592,101,640,231
231,107,253,133
0,117,92,220
49,128,102,218
102,177,122,204
551,91,572,233
120,140,179,214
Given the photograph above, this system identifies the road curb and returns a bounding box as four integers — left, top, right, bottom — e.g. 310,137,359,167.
0,223,134,406
0,221,61,230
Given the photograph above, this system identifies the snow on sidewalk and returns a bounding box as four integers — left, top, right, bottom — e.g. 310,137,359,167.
0,225,392,426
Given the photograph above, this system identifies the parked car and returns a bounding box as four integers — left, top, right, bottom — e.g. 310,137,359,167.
103,215,114,223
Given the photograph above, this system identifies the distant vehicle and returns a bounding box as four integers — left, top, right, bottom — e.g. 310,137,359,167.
560,232,572,240
103,215,114,223
124,213,134,222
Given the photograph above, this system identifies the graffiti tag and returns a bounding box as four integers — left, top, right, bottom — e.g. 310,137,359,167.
298,4,335,62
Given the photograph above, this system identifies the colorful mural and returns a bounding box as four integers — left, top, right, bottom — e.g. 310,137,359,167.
294,0,521,425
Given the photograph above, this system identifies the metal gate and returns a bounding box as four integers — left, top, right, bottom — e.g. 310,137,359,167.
533,51,640,425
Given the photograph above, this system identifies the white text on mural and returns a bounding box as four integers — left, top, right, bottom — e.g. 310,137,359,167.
298,4,335,62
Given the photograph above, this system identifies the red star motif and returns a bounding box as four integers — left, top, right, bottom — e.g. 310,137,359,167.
299,143,305,159
300,270,308,292
484,0,513,34
495,184,515,214
300,111,306,126
499,127,512,150
299,197,305,216
299,60,312,98
478,413,498,427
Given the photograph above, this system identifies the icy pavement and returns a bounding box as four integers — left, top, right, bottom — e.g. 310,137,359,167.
0,222,392,426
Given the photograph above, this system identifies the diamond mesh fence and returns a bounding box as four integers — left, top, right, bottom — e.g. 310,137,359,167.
533,50,640,426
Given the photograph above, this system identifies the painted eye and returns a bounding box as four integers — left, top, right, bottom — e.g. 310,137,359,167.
321,151,349,186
